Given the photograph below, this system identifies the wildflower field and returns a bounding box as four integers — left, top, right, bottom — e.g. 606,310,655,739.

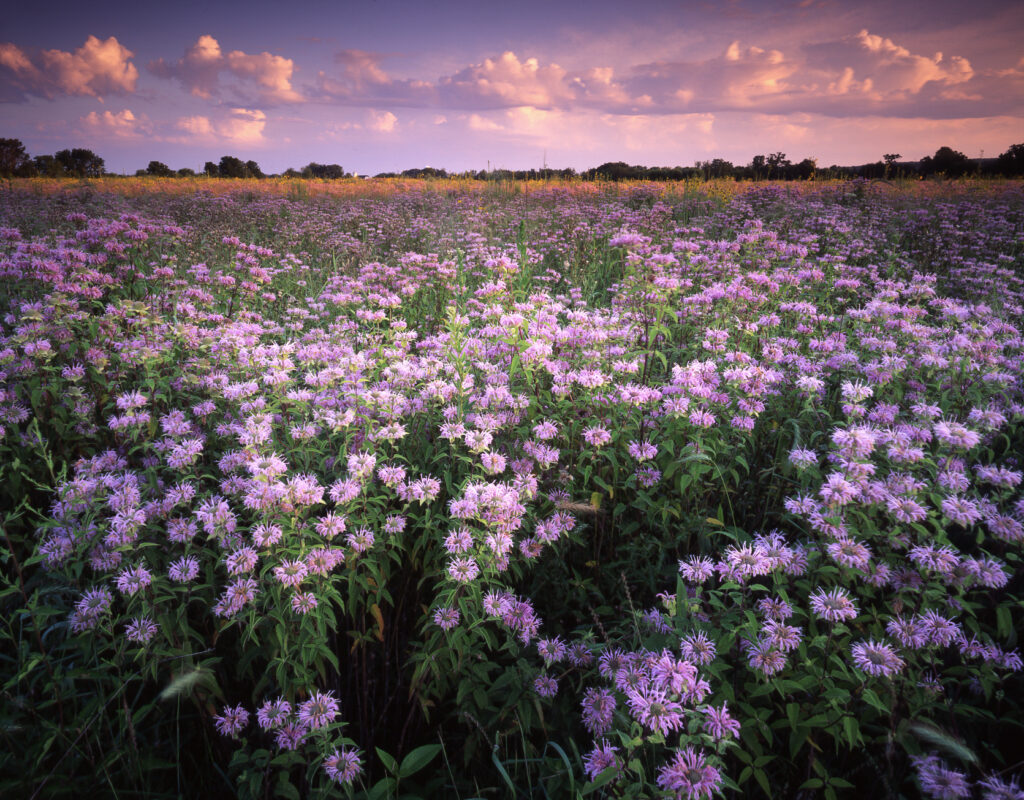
2,176,1024,800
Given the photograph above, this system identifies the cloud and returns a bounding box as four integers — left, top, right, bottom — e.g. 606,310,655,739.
0,36,137,100
150,35,302,103
315,49,433,106
438,51,574,110
468,113,504,132
80,108,151,138
368,109,397,132
803,29,973,100
174,107,267,144
309,31,1016,121
333,49,391,87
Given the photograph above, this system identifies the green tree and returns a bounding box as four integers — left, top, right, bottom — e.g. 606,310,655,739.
301,162,346,179
920,146,970,177
0,138,31,176
177,167,196,177
883,153,901,179
794,157,817,180
54,148,105,177
750,155,767,180
995,143,1024,177
146,160,174,177
203,161,219,177
33,154,62,177
244,159,264,179
217,155,247,178
766,152,790,178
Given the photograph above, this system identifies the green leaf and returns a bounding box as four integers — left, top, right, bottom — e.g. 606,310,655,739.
842,716,860,748
367,778,397,800
491,750,518,795
754,768,771,795
398,744,441,778
582,763,618,795
996,606,1012,638
274,772,300,800
376,747,398,774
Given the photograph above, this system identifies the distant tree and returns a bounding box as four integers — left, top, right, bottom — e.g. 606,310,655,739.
696,159,734,180
882,153,901,178
33,155,62,177
244,160,264,179
401,166,448,179
146,160,174,177
794,157,817,180
54,148,105,177
750,155,767,180
588,162,643,181
217,155,247,178
0,138,31,176
204,161,219,177
919,146,970,177
177,167,196,177
301,162,346,179
766,152,790,179
995,143,1024,177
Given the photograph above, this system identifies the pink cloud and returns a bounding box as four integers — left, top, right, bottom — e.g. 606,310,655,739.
308,32,1017,121
438,51,574,110
80,108,151,139
333,50,392,87
316,50,433,106
173,107,267,144
150,35,302,103
802,29,974,103
367,109,397,132
0,36,137,100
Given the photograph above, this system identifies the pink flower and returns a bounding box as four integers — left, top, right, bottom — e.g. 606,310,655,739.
702,702,741,740
323,748,363,784
433,606,460,630
809,587,858,623
297,691,339,729
214,704,249,736
583,425,611,447
657,747,722,799
581,688,616,736
851,639,905,678
534,674,558,698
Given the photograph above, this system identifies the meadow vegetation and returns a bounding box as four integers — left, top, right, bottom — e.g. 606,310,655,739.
1,176,1023,799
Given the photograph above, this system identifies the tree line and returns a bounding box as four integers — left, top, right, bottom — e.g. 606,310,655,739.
2,137,1023,181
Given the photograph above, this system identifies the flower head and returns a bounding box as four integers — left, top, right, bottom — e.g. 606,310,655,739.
323,748,363,784
657,747,722,799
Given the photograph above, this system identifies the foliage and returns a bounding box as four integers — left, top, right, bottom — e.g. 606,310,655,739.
0,179,1023,800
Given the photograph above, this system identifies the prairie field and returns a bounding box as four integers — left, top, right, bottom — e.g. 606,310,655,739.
2,177,1023,799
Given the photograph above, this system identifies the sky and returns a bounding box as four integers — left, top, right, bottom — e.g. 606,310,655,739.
1,0,1022,175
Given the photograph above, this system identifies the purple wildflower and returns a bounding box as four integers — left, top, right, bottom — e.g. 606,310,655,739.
656,747,722,800
297,691,339,729
851,639,905,678
214,704,249,737
809,587,858,623
433,606,460,630
323,748,363,784
702,702,741,740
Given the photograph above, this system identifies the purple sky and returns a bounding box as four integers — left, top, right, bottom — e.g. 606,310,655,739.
2,0,1021,174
